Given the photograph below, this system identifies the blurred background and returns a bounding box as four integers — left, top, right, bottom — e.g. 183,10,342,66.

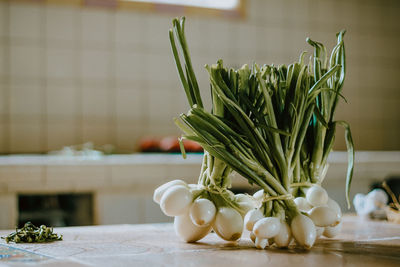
0,0,399,229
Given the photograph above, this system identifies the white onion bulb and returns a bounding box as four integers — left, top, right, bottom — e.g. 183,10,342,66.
274,221,292,248
253,217,281,239
213,207,243,241
308,206,340,227
316,226,324,237
253,189,264,201
244,209,263,231
153,179,187,204
235,194,256,214
174,212,212,242
254,237,269,249
306,185,328,207
367,189,388,205
160,185,192,216
250,231,256,243
323,222,342,238
189,198,216,226
353,193,375,215
291,214,316,249
327,198,342,218
294,197,312,212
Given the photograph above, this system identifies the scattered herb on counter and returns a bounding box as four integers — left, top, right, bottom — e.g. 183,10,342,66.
1,222,63,243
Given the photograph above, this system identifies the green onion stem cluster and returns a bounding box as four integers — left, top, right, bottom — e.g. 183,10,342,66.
170,17,354,221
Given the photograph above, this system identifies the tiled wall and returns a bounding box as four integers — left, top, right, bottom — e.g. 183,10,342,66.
0,0,399,153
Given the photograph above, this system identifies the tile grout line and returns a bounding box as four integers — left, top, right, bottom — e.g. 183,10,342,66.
76,7,84,146
108,9,117,150
3,1,10,154
41,4,47,153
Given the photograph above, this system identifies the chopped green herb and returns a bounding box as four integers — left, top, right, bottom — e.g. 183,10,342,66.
1,222,62,243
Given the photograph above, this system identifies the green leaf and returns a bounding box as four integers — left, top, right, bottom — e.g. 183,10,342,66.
178,137,186,159
321,122,336,164
259,124,292,136
169,29,193,107
336,120,355,209
313,106,329,128
308,87,348,105
309,64,341,95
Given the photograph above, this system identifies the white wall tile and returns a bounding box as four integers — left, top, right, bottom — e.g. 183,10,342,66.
144,53,175,82
82,86,110,119
80,49,111,81
183,17,209,54
110,164,169,187
206,20,232,56
82,121,111,145
0,194,17,229
145,121,179,137
166,164,199,184
115,88,144,120
46,5,78,42
0,83,6,115
9,2,42,40
0,1,7,38
0,166,44,192
115,51,146,82
338,0,361,29
0,165,42,185
10,85,43,116
311,0,340,26
263,0,287,22
144,196,172,223
10,44,43,79
383,2,400,32
147,86,174,122
234,23,258,61
114,11,147,47
75,166,108,190
115,122,143,151
9,120,43,153
169,86,190,116
143,14,171,51
81,8,112,47
96,192,144,224
47,86,78,117
46,120,79,151
45,166,108,191
357,2,385,32
0,43,5,77
46,47,76,80
247,0,267,23
0,121,8,154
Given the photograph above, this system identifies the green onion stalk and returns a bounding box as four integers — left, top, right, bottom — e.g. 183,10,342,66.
170,18,250,216
296,32,355,208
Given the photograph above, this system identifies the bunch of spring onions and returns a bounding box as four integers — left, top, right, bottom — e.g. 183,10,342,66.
153,17,354,249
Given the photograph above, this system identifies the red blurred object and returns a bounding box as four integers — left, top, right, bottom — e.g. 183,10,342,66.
183,139,203,152
159,136,180,152
138,137,160,152
139,136,203,153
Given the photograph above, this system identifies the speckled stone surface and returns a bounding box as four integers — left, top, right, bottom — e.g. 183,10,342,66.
0,216,399,267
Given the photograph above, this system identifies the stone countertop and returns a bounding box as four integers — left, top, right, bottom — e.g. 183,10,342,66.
0,216,399,267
